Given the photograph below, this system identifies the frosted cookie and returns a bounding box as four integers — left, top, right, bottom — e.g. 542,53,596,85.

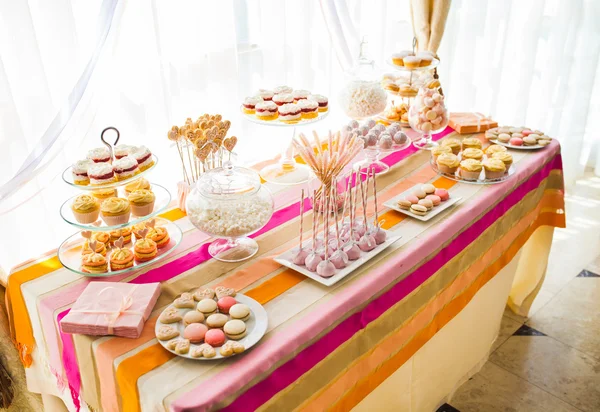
175,339,190,354
215,286,236,299
193,288,215,301
174,293,195,309
157,325,179,341
220,341,245,357
159,308,182,324
190,343,216,359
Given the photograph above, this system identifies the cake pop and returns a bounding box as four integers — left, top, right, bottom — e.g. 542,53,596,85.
368,168,387,244
316,192,336,278
329,185,349,269
304,190,322,272
357,170,376,252
342,175,362,261
292,190,309,265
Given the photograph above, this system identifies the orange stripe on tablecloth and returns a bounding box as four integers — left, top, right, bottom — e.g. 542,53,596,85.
328,211,565,411
7,208,185,366
111,167,447,411
300,192,563,410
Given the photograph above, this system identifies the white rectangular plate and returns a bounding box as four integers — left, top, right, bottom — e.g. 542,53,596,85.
383,185,462,222
275,231,401,287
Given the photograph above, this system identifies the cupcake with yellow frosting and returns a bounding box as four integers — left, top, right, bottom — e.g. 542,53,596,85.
492,151,513,169
485,144,507,156
100,197,131,226
431,145,452,162
128,189,156,217
441,138,461,155
71,194,100,224
124,178,151,195
483,158,507,180
459,159,483,181
436,153,460,175
461,148,484,161
461,137,483,151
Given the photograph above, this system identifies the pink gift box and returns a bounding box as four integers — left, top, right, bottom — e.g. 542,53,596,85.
60,282,161,338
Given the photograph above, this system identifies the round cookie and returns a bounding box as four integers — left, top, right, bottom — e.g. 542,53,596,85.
229,303,251,322
224,320,247,340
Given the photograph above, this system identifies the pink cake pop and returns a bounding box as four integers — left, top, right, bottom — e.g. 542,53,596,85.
316,191,336,278
304,190,322,272
368,168,387,245
343,175,362,261
292,189,309,265
329,185,348,269
358,170,376,252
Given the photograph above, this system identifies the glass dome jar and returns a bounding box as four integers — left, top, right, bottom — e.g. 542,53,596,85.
186,161,274,262
408,87,448,150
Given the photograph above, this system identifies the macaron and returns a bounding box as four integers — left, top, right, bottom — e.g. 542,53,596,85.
425,195,441,206
223,320,247,340
521,129,533,136
397,199,412,210
206,313,229,329
205,329,226,347
217,296,237,314
410,204,428,216
412,189,426,199
418,198,433,211
523,136,537,146
509,137,523,146
229,304,251,322
196,298,218,316
183,323,208,344
183,310,205,325
405,195,419,204
434,188,449,201
421,184,436,195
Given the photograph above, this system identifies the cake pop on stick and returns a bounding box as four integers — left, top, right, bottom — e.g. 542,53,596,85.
329,184,349,269
358,170,376,252
339,176,352,242
292,190,309,265
369,167,387,244
343,175,362,260
304,190,323,272
353,169,366,237
316,189,336,277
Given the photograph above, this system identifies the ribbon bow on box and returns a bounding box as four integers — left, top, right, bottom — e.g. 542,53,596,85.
448,112,498,134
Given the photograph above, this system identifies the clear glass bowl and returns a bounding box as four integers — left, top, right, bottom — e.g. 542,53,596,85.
186,162,274,262
408,87,448,150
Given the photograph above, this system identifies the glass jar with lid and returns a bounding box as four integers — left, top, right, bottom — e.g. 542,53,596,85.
186,161,274,262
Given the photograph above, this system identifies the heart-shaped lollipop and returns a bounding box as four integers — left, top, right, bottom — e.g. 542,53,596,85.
223,136,237,152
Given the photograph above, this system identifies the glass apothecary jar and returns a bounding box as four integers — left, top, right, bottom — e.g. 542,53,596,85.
408,87,448,150
186,162,274,262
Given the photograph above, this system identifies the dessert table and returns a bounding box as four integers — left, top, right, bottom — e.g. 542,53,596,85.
5,126,565,412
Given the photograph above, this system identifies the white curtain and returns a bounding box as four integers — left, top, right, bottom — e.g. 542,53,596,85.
0,0,598,274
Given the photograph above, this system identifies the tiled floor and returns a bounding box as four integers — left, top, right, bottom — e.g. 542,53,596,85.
443,172,600,412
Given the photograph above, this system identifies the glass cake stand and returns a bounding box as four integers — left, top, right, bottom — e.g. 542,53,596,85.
240,106,329,185
354,137,412,176
429,156,515,185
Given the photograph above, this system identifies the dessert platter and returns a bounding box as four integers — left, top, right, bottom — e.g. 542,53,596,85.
240,86,329,185
485,126,552,150
58,218,182,276
430,138,515,185
57,127,182,276
383,183,461,222
275,169,400,287
155,288,268,360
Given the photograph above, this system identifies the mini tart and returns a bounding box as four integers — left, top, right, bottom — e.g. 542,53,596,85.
436,153,460,175
86,147,111,163
272,93,293,106
485,144,508,156
308,94,328,112
110,248,134,270
146,226,170,249
91,188,118,202
81,252,108,274
441,138,461,155
128,189,156,217
483,158,507,180
71,159,94,185
124,178,151,195
81,240,107,257
88,163,116,185
100,197,131,226
71,194,100,224
278,103,301,123
132,146,154,171
109,227,132,245
461,148,484,161
297,99,319,119
459,159,483,181
134,238,158,262
113,155,140,180
461,137,482,150
93,232,111,247
242,96,263,114
255,101,279,120
492,151,513,168
431,145,452,161
256,89,274,101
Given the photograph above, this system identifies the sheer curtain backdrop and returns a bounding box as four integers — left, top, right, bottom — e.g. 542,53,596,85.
0,0,598,275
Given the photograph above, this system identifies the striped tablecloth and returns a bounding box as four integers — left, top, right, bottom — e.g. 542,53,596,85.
6,128,565,411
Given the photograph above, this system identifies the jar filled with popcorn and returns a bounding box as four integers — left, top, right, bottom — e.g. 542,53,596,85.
186,161,274,262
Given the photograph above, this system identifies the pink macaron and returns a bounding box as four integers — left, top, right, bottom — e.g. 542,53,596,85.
205,328,226,347
521,129,533,136
434,188,449,201
425,194,441,206
217,296,237,314
183,323,208,344
509,137,523,146
405,195,420,204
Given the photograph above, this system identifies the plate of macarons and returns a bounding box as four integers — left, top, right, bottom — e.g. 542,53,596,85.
383,183,462,222
155,287,268,360
485,126,552,150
